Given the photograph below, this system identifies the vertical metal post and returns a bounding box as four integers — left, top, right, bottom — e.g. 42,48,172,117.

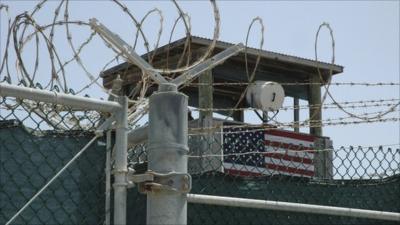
294,97,300,133
147,83,188,225
105,131,112,225
113,96,128,225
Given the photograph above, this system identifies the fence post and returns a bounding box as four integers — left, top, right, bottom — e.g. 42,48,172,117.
113,96,128,225
198,70,215,172
309,74,326,179
293,97,300,133
147,83,189,225
105,131,112,225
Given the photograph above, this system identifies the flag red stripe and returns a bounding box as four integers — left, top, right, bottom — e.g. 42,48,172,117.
264,152,313,164
224,169,264,177
265,140,315,153
265,129,315,142
265,163,315,176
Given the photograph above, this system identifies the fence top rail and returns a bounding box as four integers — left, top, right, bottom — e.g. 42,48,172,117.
0,82,121,113
187,194,400,222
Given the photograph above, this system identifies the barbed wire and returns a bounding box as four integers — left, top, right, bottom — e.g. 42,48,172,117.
280,98,400,110
192,98,400,112
0,0,221,128
1,1,399,130
188,143,400,158
313,22,400,122
1,2,399,224
223,16,265,121
188,117,400,136
187,82,400,86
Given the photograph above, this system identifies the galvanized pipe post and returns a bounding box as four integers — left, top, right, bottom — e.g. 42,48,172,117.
105,131,112,225
113,96,129,225
0,82,121,113
147,83,189,225
187,194,400,222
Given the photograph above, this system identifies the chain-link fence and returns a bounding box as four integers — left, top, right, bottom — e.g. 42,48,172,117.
0,92,107,225
126,119,400,225
1,92,399,225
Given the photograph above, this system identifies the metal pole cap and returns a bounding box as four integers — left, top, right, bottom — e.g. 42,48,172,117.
158,83,177,92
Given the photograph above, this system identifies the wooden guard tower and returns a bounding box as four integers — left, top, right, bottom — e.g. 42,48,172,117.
101,36,343,136
101,36,344,179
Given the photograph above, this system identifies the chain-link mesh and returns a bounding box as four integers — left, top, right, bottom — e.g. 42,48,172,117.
0,91,106,225
1,88,399,225
127,121,400,225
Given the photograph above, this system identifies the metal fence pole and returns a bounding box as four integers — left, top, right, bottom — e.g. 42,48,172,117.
187,194,400,222
105,131,112,225
147,83,188,225
113,96,128,225
0,83,121,113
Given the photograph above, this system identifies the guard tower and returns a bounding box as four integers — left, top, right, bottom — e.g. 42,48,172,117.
101,36,344,178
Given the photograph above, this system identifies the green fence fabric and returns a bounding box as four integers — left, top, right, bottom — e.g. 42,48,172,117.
125,172,400,225
1,117,399,225
0,120,106,225
125,132,400,225
188,173,400,225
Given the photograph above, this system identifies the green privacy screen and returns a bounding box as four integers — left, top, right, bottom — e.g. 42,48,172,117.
1,120,399,225
126,172,400,225
0,120,106,225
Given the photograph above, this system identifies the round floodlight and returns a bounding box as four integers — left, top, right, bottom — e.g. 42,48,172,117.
246,81,285,111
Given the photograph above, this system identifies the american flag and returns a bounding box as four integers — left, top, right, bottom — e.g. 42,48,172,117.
223,127,315,177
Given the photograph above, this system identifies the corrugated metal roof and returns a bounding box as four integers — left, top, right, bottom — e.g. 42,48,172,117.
101,35,343,77
188,36,343,73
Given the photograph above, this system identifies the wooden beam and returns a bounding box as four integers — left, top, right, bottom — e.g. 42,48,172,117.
195,69,223,172
309,74,332,179
199,69,213,123
308,75,322,136
293,97,300,133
